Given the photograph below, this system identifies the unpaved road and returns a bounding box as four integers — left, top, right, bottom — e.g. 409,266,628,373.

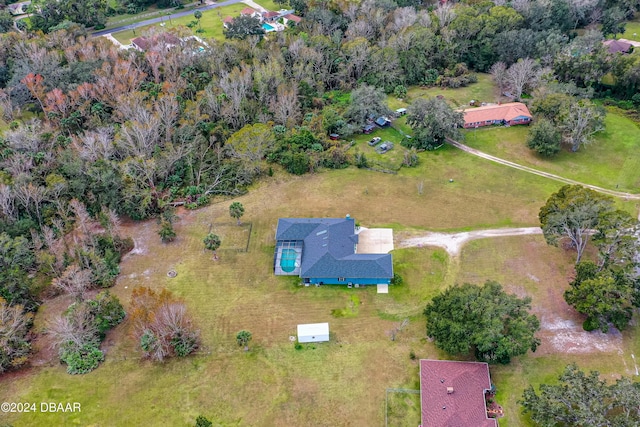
446,138,640,200
397,227,542,256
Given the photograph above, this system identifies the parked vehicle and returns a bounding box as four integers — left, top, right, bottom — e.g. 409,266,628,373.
368,137,381,146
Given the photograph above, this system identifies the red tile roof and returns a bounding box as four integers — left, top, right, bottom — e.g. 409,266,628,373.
241,7,256,15
223,16,234,23
603,39,632,54
459,102,531,126
263,11,279,18
131,37,151,51
420,360,497,427
284,13,302,23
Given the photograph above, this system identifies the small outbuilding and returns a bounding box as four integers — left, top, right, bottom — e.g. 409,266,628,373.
375,116,391,127
362,124,375,134
395,108,407,116
297,322,329,343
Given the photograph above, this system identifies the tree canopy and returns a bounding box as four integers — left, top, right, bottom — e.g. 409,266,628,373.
223,15,265,40
539,185,615,263
424,281,540,364
520,364,640,427
405,97,464,150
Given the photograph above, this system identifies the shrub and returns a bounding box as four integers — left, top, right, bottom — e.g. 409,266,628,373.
88,291,126,339
60,342,104,375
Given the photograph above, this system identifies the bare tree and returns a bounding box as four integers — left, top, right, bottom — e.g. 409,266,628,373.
388,7,417,33
490,62,508,94
560,101,605,152
0,299,32,373
53,264,93,302
435,3,456,28
342,37,371,82
0,184,16,222
13,183,47,227
155,93,180,144
71,127,115,162
48,304,98,350
505,58,542,99
0,88,18,121
219,64,253,129
270,84,301,126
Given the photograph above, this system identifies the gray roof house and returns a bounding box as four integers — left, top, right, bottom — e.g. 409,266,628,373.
274,216,393,285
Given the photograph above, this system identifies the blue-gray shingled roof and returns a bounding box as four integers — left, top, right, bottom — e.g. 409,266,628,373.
275,218,393,279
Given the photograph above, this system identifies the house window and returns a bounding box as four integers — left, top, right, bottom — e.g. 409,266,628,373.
338,277,345,281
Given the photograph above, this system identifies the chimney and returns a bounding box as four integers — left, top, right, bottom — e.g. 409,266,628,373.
447,387,454,394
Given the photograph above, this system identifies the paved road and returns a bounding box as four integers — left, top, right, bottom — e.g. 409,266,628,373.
92,0,243,37
446,138,640,200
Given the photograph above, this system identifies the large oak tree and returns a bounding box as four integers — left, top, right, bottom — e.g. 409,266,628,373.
424,281,540,364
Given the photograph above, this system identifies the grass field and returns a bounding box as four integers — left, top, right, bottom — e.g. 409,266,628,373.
463,109,640,194
457,235,640,426
0,145,578,426
406,73,506,108
112,0,280,44
350,126,409,171
620,18,640,42
2,106,640,425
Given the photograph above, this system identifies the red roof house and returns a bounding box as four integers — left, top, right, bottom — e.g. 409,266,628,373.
241,7,257,15
459,102,532,128
263,11,280,21
420,360,497,427
283,13,302,24
603,39,633,54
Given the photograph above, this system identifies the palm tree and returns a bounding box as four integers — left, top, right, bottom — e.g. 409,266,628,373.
203,233,221,259
229,202,245,225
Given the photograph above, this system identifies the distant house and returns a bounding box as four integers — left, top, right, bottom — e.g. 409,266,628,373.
283,13,302,25
395,108,407,116
131,33,180,52
241,7,262,20
420,360,498,427
274,216,393,286
262,11,280,22
603,39,633,54
459,102,532,128
375,116,391,127
223,16,234,28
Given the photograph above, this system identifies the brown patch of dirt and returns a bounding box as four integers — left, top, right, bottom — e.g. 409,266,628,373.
534,286,623,355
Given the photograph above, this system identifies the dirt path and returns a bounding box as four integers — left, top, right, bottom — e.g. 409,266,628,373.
446,138,640,200
397,227,542,256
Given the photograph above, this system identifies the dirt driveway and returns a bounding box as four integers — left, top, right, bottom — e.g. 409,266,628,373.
397,227,542,256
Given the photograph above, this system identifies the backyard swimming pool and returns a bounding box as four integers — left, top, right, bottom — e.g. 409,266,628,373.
262,23,275,31
280,248,298,273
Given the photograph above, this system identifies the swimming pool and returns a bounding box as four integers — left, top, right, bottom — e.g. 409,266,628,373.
262,23,275,31
280,248,298,273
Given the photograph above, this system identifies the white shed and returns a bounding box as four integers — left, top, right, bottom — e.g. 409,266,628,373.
297,323,329,343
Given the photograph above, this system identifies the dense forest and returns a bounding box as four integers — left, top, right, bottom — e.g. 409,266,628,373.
1,0,640,373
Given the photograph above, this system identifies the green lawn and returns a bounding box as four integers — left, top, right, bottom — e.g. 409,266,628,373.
112,0,280,44
463,109,640,194
406,73,505,108
457,235,640,426
2,144,638,425
350,126,409,171
620,18,640,42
